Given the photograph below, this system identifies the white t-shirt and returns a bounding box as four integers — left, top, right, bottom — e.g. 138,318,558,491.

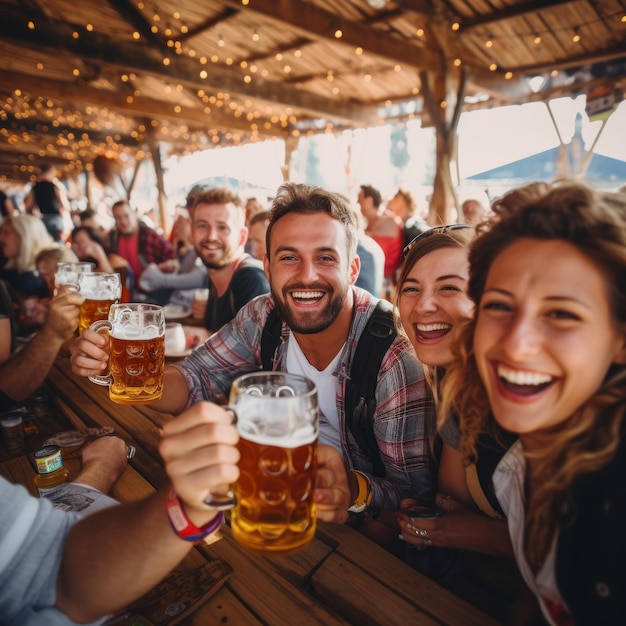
286,331,343,451
493,441,572,625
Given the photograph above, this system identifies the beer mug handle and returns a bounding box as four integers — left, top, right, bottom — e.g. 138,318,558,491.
203,408,237,511
87,319,113,386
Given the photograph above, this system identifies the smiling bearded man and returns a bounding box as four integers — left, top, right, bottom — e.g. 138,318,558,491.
70,182,435,522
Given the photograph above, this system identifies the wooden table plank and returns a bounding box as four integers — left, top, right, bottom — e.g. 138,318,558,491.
201,525,350,626
316,522,502,626
310,554,440,626
47,363,169,489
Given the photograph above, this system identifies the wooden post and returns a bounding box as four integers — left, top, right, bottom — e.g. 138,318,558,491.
147,136,168,233
282,133,299,182
420,67,467,225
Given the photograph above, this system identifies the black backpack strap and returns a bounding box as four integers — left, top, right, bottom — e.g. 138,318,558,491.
260,307,282,370
346,300,397,477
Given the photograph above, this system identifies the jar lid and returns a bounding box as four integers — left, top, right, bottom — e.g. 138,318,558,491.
34,444,61,459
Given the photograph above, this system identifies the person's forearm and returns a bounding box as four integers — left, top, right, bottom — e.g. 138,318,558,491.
0,327,65,401
153,266,205,290
445,515,513,557
147,367,191,415
56,488,208,622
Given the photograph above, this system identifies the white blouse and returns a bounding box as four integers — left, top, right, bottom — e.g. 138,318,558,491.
493,441,573,626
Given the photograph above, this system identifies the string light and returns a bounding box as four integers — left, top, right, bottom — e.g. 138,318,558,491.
572,27,581,43
252,29,259,42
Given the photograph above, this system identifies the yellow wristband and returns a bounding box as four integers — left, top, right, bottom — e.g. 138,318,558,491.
348,470,372,513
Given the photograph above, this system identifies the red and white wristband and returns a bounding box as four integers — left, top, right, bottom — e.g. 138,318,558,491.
166,488,224,544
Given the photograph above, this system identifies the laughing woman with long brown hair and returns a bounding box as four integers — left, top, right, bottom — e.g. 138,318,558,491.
441,183,626,624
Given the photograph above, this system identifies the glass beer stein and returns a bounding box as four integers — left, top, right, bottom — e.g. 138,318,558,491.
77,272,122,334
217,372,319,555
54,261,94,295
88,303,165,405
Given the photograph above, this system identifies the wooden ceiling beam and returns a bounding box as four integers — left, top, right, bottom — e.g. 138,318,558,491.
0,70,278,136
2,114,142,148
178,7,240,42
0,148,73,166
105,0,164,47
457,0,577,32
219,0,443,71
501,45,626,76
0,9,377,125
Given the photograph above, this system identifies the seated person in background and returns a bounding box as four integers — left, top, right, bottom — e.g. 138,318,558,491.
244,196,265,226
386,188,429,248
139,210,206,310
460,198,487,226
247,210,270,261
0,279,16,364
70,226,132,301
107,200,176,305
35,245,80,298
0,213,53,301
188,188,269,335
351,203,385,298
23,163,70,242
79,207,111,239
441,183,626,624
22,245,81,330
0,187,17,218
340,194,384,298
0,286,83,408
357,184,403,294
0,214,59,334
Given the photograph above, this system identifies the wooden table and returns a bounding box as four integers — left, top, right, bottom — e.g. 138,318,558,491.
2,353,503,626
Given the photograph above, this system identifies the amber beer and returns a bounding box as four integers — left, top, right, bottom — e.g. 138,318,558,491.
78,298,116,333
232,431,317,554
77,272,121,333
108,332,165,404
226,372,319,555
88,303,165,405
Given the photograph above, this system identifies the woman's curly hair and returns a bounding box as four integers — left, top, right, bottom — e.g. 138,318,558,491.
440,182,626,567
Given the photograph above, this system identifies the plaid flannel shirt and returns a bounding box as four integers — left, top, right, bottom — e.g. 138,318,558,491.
174,288,436,513
109,222,176,270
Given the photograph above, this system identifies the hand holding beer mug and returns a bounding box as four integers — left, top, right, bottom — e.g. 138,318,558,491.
210,372,319,555
77,272,121,333
88,303,165,405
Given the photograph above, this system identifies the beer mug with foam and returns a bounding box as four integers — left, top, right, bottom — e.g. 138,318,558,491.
77,272,121,333
54,262,94,294
224,372,318,555
88,303,165,405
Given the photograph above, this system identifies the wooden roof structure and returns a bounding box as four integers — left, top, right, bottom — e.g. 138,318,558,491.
1,0,625,189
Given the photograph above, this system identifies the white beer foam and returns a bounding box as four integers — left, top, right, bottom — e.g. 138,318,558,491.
112,325,162,340
81,288,116,299
238,420,317,448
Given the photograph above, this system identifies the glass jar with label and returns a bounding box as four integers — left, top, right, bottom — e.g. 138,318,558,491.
33,445,70,496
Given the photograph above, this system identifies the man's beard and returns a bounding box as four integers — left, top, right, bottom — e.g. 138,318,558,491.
197,243,233,270
270,282,347,335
